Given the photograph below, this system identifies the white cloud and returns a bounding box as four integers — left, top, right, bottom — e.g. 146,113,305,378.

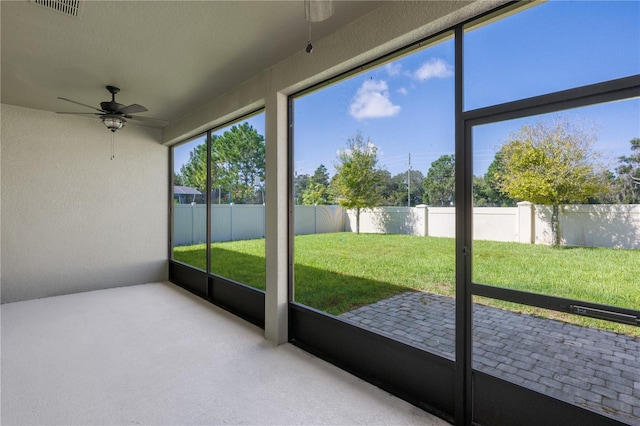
349,79,401,120
397,87,408,95
414,58,453,81
337,141,379,157
384,62,402,76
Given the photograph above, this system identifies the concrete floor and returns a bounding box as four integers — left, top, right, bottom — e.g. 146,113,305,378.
1,282,448,425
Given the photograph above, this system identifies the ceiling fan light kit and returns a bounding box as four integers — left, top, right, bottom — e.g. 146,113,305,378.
56,85,163,133
101,114,126,132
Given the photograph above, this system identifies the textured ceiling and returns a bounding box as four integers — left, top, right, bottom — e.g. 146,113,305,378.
1,0,386,127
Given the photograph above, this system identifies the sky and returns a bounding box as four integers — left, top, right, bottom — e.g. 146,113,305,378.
294,0,640,178
175,1,640,179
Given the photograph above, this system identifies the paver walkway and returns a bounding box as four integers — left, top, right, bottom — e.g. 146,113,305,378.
340,291,640,425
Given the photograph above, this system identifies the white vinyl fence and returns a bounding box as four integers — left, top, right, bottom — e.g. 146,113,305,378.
174,203,640,249
350,203,640,249
351,205,521,242
173,204,345,246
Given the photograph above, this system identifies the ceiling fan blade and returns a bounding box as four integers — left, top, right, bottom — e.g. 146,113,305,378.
57,97,104,112
128,115,168,126
118,104,148,115
56,112,101,116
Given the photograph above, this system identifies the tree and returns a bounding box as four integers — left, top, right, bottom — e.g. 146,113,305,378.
595,170,619,204
615,138,640,204
179,143,208,194
178,123,266,204
213,123,265,204
407,170,425,206
472,176,492,207
381,170,425,206
332,132,382,234
495,118,608,246
173,173,186,187
424,154,455,206
294,173,310,205
377,169,395,206
300,164,333,204
310,164,330,187
302,182,332,205
476,150,516,207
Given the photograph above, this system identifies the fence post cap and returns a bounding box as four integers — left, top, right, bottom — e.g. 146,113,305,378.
517,201,533,206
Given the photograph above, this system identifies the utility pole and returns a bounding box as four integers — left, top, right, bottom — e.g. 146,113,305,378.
407,153,412,207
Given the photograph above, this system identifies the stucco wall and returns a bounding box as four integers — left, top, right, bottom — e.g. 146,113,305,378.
535,204,640,249
1,104,168,303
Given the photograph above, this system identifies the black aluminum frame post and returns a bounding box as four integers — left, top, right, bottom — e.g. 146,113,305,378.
454,24,473,426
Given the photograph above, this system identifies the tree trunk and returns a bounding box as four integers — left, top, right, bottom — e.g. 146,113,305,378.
551,204,560,246
356,207,360,234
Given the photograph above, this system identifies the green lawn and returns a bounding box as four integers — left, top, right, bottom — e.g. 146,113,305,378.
173,233,639,336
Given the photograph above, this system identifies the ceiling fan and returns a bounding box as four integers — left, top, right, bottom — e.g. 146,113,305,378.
57,85,166,132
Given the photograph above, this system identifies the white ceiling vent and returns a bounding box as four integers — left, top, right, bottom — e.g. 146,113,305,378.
30,0,83,18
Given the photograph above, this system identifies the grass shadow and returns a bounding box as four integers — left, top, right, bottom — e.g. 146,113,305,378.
174,246,409,315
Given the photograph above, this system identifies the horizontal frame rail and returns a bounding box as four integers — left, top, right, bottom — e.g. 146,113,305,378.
463,74,640,126
472,283,640,326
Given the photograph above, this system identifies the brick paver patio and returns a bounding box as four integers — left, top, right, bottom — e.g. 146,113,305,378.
340,291,640,425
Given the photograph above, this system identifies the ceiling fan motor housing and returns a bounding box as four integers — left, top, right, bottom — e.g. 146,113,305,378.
100,100,125,113
102,86,123,113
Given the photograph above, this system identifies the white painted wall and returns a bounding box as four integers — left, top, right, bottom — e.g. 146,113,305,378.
1,104,168,303
473,207,519,242
535,204,640,249
426,207,457,239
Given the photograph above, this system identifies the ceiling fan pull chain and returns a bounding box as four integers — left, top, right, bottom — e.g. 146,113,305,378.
111,132,115,160
306,21,313,53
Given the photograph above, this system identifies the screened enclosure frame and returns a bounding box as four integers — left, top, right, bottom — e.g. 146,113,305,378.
169,110,267,328
458,73,640,426
287,6,639,425
167,2,640,425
